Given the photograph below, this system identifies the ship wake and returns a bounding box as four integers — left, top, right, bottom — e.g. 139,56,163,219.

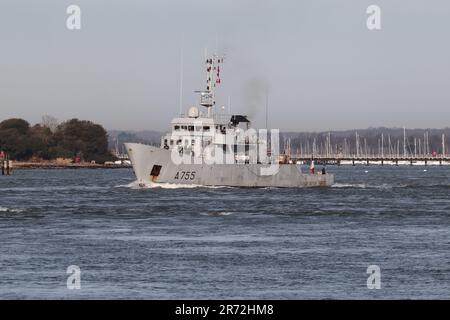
331,183,407,189
115,181,229,189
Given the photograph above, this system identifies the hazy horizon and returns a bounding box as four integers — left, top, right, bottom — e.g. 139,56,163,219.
1,0,449,131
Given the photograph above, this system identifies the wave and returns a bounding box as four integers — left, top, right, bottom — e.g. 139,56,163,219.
0,207,23,213
201,211,234,216
332,183,367,188
331,183,405,189
0,185,108,192
332,182,448,189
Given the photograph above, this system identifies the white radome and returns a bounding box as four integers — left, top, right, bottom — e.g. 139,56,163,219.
188,106,199,118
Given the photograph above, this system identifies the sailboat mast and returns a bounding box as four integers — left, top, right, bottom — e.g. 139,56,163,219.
403,127,407,157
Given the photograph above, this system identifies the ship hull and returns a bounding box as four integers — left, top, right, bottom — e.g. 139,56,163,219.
125,143,334,188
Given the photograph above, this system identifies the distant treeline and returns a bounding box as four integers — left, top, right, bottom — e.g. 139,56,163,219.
108,127,449,156
0,117,113,162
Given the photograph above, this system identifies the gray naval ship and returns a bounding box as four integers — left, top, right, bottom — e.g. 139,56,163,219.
125,55,334,188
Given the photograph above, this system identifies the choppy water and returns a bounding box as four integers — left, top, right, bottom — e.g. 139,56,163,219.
0,166,449,299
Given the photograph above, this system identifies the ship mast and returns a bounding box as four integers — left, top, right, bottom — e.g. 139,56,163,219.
198,54,224,118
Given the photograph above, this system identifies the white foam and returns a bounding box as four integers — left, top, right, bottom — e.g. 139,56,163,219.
201,211,234,216
115,180,229,189
331,183,402,189
114,181,142,189
332,183,367,188
0,207,23,213
146,182,203,189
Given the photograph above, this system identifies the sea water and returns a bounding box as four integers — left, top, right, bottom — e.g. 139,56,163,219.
0,166,449,299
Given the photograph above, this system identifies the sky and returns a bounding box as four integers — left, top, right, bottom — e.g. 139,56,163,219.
0,0,449,131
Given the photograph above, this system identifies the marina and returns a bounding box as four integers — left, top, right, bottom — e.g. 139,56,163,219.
283,129,448,166
292,155,450,166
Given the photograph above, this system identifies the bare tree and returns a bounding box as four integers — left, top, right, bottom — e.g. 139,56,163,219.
41,115,59,133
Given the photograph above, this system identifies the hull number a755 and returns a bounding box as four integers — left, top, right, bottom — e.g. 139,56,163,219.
174,171,196,180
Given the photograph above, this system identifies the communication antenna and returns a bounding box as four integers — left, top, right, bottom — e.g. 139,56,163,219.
178,37,184,116
265,93,269,130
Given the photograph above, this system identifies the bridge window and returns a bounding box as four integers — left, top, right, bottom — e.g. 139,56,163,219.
188,126,194,132
203,126,210,132
174,125,180,131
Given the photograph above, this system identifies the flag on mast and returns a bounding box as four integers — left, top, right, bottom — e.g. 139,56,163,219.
216,65,221,84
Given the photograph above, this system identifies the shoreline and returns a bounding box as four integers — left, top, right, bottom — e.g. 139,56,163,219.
10,161,132,170
5,161,449,170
